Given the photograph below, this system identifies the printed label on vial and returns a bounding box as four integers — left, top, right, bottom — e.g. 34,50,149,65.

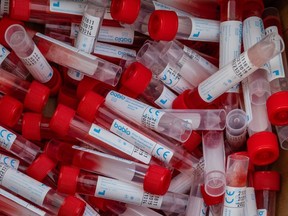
0,165,51,206
94,42,136,59
245,187,258,216
223,186,246,216
158,64,191,93
189,17,220,42
72,145,134,165
198,51,257,102
152,1,192,17
265,26,285,82
0,0,9,16
71,23,80,38
0,44,10,65
95,176,163,209
105,91,165,130
75,12,101,53
21,46,53,83
243,16,265,50
154,86,176,108
110,119,173,163
183,45,218,74
99,26,135,45
88,124,151,164
50,0,87,15
0,188,47,216
0,154,19,169
0,126,16,150
219,21,242,68
257,209,267,216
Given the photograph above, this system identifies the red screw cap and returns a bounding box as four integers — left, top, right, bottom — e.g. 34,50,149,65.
110,0,141,24
148,10,179,41
266,91,288,126
26,154,57,181
119,62,152,98
58,166,80,195
58,196,86,216
253,171,280,191
143,164,172,195
0,95,23,127
24,81,50,113
247,131,279,166
50,104,75,137
9,0,31,21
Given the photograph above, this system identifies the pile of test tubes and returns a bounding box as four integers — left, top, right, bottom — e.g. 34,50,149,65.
0,0,286,215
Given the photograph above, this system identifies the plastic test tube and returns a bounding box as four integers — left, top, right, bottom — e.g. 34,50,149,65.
71,145,172,195
136,42,194,94
0,43,30,80
104,90,192,142
31,31,122,87
263,8,288,126
119,62,178,109
67,2,106,81
148,10,220,42
0,164,86,215
241,0,270,111
57,165,189,214
49,104,152,165
218,0,243,112
164,109,226,131
172,32,284,109
0,188,48,216
0,68,50,113
157,41,214,88
5,24,62,95
185,169,208,216
87,196,163,216
222,154,249,216
202,131,226,197
225,109,248,151
5,0,110,23
76,91,200,176
253,171,280,216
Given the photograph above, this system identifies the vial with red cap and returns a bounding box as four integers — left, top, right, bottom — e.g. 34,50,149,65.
5,24,62,95
0,163,86,216
57,165,189,214
4,0,109,24
0,188,49,216
201,185,224,216
0,43,30,80
136,42,196,94
0,68,50,113
148,9,220,42
119,62,178,108
87,196,163,216
67,2,106,81
70,145,172,195
262,8,288,126
172,32,284,109
49,103,152,164
218,0,243,112
76,91,201,176
222,154,249,216
253,171,280,216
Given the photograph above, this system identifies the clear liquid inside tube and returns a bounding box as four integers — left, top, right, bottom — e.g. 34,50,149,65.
5,25,34,58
